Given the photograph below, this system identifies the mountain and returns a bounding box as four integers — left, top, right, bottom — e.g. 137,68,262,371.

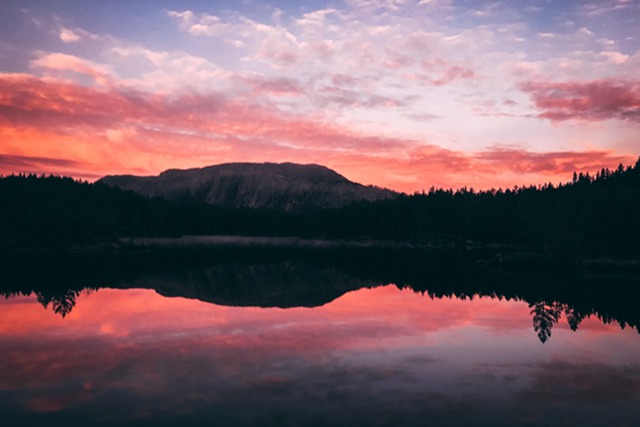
99,162,398,211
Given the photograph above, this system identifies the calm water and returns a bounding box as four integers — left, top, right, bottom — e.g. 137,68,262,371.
2,282,639,426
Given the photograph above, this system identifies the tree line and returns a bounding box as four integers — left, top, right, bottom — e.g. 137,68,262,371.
2,157,640,253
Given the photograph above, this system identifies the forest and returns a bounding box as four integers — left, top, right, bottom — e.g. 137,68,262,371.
1,157,640,255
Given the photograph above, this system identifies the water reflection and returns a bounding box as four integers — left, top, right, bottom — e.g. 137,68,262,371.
1,286,639,427
2,286,631,344
2,246,640,425
2,246,638,343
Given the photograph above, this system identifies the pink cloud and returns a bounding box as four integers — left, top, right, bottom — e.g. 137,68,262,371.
244,76,302,97
316,85,408,108
31,53,114,86
431,65,476,86
520,79,640,122
417,59,477,86
331,74,360,86
383,55,413,69
474,148,632,175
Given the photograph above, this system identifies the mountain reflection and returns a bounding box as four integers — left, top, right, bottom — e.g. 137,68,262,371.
2,248,640,427
2,245,638,343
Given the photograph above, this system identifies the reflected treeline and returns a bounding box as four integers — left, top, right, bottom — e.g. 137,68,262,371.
2,245,639,343
3,288,85,318
528,302,587,343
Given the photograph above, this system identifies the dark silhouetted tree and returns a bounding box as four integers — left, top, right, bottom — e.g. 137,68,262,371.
530,301,562,343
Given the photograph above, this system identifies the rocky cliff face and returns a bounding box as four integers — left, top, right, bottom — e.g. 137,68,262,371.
99,162,397,211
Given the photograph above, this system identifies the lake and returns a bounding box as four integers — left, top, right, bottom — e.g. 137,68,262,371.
1,245,639,426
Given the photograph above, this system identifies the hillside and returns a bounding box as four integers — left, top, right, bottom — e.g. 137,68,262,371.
99,162,398,211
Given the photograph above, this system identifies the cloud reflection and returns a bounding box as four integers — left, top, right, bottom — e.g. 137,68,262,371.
1,286,639,425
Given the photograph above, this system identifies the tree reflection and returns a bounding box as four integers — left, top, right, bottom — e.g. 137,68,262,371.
36,289,81,318
530,301,562,343
564,306,586,332
528,301,599,343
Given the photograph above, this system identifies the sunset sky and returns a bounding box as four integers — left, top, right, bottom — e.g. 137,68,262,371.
1,0,639,192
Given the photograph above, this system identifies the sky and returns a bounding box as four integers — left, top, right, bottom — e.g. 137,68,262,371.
0,0,639,192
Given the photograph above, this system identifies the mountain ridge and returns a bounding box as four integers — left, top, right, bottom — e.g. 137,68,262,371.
99,162,398,211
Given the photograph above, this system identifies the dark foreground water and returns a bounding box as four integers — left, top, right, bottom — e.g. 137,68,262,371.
1,246,639,426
